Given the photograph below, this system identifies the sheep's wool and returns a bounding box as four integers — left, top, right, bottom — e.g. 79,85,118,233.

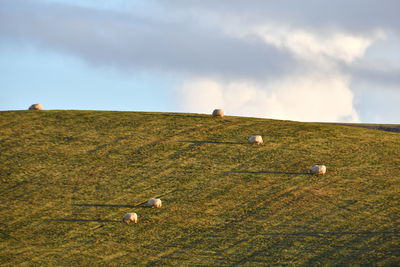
310,165,327,175
212,109,224,117
28,104,43,110
122,212,138,224
147,198,162,208
248,135,263,145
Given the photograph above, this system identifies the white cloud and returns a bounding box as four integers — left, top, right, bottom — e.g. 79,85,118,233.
177,22,376,122
254,26,380,63
178,72,359,122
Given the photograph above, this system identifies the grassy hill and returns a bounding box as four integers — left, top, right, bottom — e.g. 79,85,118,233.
1,110,399,266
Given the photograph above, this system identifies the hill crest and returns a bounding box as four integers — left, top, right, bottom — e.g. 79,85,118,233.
1,110,399,265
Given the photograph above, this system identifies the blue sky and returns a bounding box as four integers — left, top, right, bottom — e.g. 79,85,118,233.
0,41,176,111
1,0,399,123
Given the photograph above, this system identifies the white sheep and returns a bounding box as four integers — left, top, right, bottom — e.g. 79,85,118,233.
310,165,327,175
212,109,225,117
122,212,138,224
248,135,263,145
28,104,43,110
147,198,162,208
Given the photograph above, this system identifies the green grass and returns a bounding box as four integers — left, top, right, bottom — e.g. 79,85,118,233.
0,110,399,266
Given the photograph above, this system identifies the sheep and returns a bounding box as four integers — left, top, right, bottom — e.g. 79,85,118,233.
310,165,327,175
212,109,225,117
28,104,43,110
122,212,138,224
248,135,263,145
147,198,162,208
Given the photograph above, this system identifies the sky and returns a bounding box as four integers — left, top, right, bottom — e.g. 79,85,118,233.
1,0,399,123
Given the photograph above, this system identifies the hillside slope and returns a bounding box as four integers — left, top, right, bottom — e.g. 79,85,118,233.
1,110,399,266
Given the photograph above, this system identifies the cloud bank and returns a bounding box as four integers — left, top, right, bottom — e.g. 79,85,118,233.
1,0,399,122
178,74,359,122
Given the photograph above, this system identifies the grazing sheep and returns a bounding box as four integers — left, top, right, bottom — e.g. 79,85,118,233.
147,198,162,208
248,135,263,145
310,165,327,175
212,109,225,117
28,104,43,110
122,212,138,224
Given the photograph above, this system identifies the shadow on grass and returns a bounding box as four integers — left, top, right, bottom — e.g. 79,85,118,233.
142,113,211,119
0,181,28,194
45,219,120,223
259,230,400,237
180,140,243,145
232,230,399,266
226,170,311,175
73,203,149,208
87,135,132,154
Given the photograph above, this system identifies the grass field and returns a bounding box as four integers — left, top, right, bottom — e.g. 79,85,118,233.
1,110,399,266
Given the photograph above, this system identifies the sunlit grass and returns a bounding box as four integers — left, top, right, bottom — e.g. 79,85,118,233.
1,110,399,265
